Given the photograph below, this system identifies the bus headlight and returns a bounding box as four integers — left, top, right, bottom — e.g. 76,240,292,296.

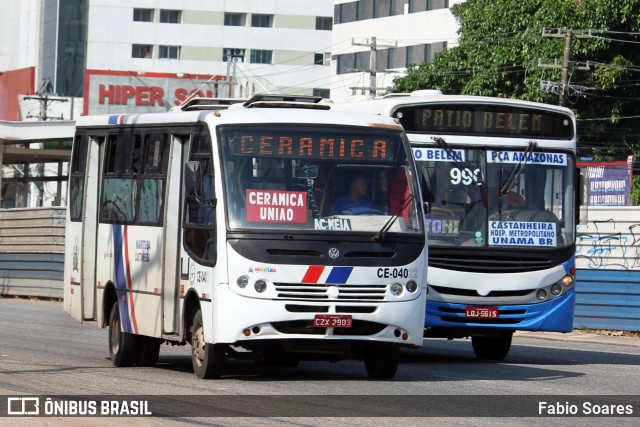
237,275,249,288
536,289,548,301
550,284,563,296
406,280,418,293
560,274,574,287
254,279,267,293
390,283,403,296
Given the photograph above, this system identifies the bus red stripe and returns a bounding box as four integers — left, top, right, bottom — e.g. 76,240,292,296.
123,225,139,334
302,266,324,283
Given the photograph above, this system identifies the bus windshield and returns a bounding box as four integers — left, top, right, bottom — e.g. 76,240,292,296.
218,124,423,234
416,146,575,248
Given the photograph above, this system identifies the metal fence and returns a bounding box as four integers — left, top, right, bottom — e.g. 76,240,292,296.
575,206,640,331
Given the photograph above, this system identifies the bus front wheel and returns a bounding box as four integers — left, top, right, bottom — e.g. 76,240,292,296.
364,347,399,379
191,309,224,379
108,302,138,367
471,333,513,361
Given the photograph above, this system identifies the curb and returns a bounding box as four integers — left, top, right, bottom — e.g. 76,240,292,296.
514,330,640,347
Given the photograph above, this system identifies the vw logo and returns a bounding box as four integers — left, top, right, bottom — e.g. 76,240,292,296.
328,248,340,259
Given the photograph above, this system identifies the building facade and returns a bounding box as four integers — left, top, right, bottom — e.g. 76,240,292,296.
1,0,466,116
83,0,334,114
2,0,335,118
330,0,462,102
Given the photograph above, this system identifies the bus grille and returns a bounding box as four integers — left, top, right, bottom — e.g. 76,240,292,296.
430,286,532,298
429,249,557,273
274,283,387,301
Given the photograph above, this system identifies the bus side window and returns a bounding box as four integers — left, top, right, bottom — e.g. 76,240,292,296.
69,134,88,222
138,133,168,224
100,134,136,223
101,178,135,222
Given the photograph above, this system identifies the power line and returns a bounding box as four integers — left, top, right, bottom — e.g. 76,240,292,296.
578,115,640,122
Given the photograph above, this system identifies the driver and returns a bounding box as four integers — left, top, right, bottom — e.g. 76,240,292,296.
330,174,377,215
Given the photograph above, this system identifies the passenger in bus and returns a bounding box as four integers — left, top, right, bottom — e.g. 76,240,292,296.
330,174,378,215
488,188,526,210
487,170,526,210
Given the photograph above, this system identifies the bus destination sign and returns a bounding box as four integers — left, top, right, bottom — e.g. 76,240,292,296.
224,129,397,161
397,104,574,139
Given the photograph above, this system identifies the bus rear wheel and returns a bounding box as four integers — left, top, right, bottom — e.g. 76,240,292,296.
471,333,513,361
191,309,224,379
364,347,399,379
108,302,138,367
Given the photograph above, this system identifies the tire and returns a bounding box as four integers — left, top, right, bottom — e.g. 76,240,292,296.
108,301,138,367
191,309,224,379
471,333,513,361
136,336,162,367
364,347,399,379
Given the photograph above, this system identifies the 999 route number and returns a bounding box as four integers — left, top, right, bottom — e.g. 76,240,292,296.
377,268,417,279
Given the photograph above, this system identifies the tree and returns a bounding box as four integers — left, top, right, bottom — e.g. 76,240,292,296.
392,0,640,162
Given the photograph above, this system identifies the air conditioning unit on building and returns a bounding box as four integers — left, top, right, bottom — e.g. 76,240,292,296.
223,48,245,62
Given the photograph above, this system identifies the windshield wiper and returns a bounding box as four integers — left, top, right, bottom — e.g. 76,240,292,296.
433,136,484,185
500,140,537,196
372,194,415,241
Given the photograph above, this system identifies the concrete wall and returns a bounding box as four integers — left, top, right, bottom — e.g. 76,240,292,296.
0,207,65,299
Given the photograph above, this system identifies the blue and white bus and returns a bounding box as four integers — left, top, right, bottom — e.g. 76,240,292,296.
63,95,427,378
333,93,578,359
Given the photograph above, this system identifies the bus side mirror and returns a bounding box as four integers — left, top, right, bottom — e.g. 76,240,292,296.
185,161,202,198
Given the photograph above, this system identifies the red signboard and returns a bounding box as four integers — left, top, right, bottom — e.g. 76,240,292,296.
84,69,228,115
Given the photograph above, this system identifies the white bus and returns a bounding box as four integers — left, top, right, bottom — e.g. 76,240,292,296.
333,93,578,360
63,95,427,379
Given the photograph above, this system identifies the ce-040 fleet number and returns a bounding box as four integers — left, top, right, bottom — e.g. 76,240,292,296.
376,268,418,279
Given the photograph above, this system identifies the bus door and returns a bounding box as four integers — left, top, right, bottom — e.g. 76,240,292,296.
66,134,101,321
78,136,102,320
178,132,218,333
161,134,185,334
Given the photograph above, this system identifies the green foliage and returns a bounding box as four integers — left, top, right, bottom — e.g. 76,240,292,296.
392,0,640,204
631,175,640,205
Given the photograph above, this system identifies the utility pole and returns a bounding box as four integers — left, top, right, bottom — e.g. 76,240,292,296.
559,30,572,106
540,28,592,106
22,94,68,121
350,37,396,98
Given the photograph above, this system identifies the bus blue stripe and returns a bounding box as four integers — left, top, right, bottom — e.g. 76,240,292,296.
326,267,353,284
112,224,132,333
108,115,119,125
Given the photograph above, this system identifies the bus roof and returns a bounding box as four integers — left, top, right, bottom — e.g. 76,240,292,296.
331,93,575,118
74,106,404,131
